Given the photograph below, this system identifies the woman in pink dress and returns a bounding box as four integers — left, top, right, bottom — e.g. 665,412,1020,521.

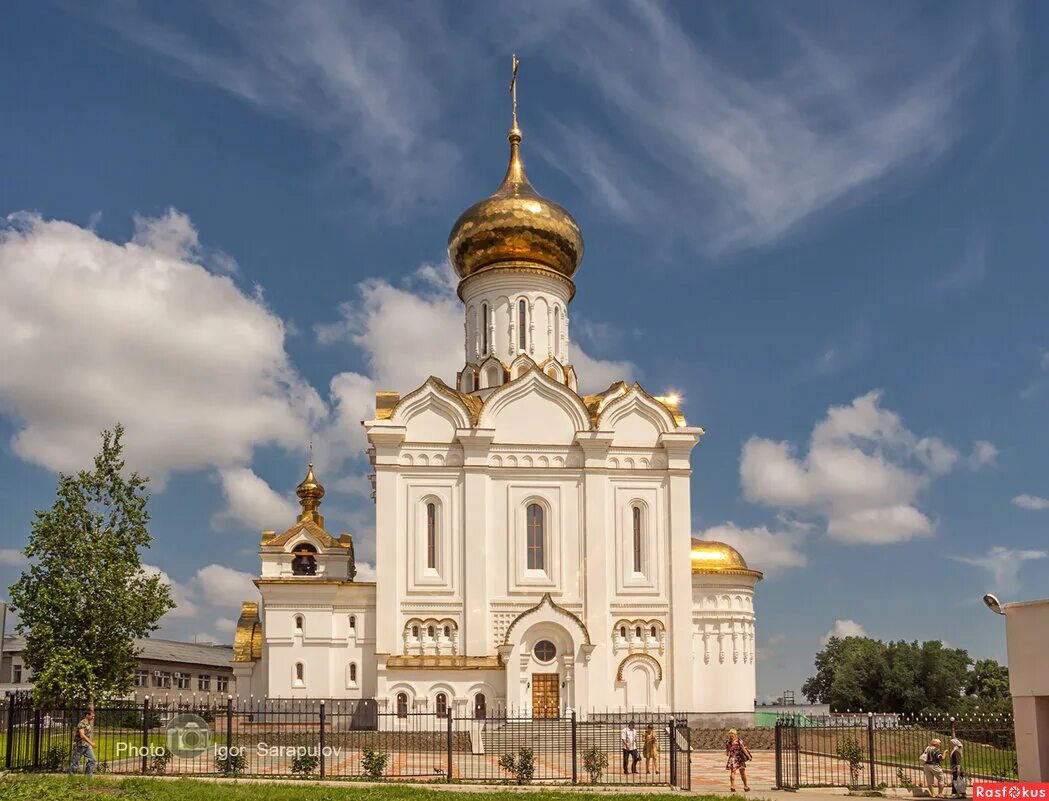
726,728,752,793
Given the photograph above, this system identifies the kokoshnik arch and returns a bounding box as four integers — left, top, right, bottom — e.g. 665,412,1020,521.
232,61,762,717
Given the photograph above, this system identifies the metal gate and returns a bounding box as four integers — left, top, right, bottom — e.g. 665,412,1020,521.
775,718,800,789
669,718,691,790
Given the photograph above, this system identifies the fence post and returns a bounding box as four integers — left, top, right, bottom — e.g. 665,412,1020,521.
774,720,782,789
669,717,677,787
868,712,876,788
225,696,233,774
141,697,150,774
570,710,577,784
5,694,15,770
319,700,326,779
32,707,42,769
446,710,453,782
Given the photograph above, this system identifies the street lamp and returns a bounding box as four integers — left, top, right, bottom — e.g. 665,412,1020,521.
982,594,1005,615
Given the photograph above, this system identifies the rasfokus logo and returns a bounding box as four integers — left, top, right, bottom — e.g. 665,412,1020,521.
975,784,1049,799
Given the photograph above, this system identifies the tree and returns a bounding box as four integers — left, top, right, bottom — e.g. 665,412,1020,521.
803,636,979,715
9,425,173,708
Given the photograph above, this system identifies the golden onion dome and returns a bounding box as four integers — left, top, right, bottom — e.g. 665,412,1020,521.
296,462,325,525
690,539,763,579
448,125,584,282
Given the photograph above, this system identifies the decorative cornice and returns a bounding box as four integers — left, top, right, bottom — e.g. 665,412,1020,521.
502,592,592,646
615,652,663,683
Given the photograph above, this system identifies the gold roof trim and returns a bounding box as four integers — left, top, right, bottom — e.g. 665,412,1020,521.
690,538,763,580
384,376,483,426
375,392,401,420
455,263,577,302
502,592,591,646
385,655,503,670
261,518,353,550
615,653,663,683
233,602,262,663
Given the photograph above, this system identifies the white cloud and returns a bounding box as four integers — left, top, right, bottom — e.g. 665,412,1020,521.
1013,494,1049,511
0,212,324,485
0,549,28,567
103,3,467,209
213,467,299,532
740,391,989,545
969,441,999,469
354,561,377,582
192,564,259,609
526,3,1013,251
142,563,199,620
823,619,867,644
214,618,237,635
952,546,1047,589
694,522,807,577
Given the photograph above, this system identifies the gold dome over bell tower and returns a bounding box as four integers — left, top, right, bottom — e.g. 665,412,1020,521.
448,55,584,290
296,461,325,527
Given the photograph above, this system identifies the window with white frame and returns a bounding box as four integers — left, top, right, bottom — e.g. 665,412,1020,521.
426,501,437,570
294,662,305,687
198,674,211,691
175,672,191,690
217,676,229,693
518,299,528,351
133,669,148,688
632,505,643,573
526,503,544,570
481,302,489,354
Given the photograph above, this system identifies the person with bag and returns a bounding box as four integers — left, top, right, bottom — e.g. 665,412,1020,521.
643,724,660,775
949,738,966,798
921,738,946,797
726,728,752,792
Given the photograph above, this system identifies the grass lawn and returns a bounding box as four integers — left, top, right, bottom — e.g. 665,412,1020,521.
0,775,708,800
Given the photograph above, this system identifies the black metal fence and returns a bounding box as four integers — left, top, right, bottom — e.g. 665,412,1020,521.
3,695,690,787
774,713,1017,790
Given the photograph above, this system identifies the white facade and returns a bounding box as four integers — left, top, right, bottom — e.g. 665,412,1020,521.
233,113,761,717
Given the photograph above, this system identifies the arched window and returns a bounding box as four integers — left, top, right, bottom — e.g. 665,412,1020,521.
412,625,419,638
526,503,544,570
474,693,487,720
427,625,435,638
518,299,527,351
484,364,501,389
349,663,357,683
294,615,304,634
632,506,643,573
349,615,356,631
435,692,448,718
462,370,473,392
635,626,642,639
619,625,627,639
294,662,305,686
481,303,489,354
426,502,437,570
443,625,451,639
554,307,561,357
396,692,408,719
651,625,657,639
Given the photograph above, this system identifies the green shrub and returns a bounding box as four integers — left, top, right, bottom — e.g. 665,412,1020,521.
291,751,319,777
215,749,246,776
836,736,865,786
361,747,389,780
41,742,70,772
149,746,171,774
498,747,535,784
582,744,608,783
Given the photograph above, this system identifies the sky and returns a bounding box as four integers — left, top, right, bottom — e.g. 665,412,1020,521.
1,1,1047,701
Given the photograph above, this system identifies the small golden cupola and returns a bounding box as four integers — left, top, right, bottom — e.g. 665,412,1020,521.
296,462,325,527
448,57,584,288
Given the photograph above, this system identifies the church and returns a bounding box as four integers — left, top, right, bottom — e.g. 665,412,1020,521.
232,71,762,717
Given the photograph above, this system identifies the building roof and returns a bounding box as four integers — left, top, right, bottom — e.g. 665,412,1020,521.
690,538,764,579
2,636,233,669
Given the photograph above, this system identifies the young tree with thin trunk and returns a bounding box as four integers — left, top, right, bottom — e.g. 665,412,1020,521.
9,425,173,708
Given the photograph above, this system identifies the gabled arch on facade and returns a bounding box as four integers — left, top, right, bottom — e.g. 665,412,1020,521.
596,383,678,442
458,364,478,394
612,618,666,654
478,369,591,436
502,592,592,648
478,355,509,390
539,356,566,384
615,652,663,683
389,377,473,434
509,353,539,381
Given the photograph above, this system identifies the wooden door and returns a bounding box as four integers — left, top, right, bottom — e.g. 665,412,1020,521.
532,673,560,718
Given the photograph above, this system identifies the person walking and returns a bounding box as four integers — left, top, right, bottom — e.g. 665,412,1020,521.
949,738,966,798
643,723,660,774
726,728,752,792
922,738,946,798
621,721,640,775
68,711,97,776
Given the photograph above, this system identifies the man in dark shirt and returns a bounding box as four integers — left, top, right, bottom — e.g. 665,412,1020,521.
68,711,97,776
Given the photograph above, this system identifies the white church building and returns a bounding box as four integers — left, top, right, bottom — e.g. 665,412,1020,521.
233,96,762,718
